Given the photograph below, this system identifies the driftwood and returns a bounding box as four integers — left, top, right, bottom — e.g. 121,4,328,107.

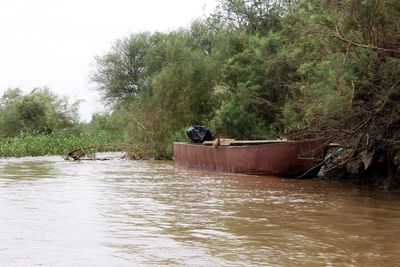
64,143,132,161
65,148,87,160
64,148,111,161
314,97,400,189
286,83,400,189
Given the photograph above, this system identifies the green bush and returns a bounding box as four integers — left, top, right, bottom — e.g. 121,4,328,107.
0,131,117,158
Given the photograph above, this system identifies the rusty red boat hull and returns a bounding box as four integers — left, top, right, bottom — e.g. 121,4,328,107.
174,139,327,177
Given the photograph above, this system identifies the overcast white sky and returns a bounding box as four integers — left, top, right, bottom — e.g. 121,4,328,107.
0,0,217,121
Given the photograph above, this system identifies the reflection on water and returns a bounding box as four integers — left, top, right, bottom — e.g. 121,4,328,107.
0,153,399,266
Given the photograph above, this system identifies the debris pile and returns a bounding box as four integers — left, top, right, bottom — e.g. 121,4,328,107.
318,96,400,189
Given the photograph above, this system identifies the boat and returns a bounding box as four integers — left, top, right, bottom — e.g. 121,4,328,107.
173,138,327,177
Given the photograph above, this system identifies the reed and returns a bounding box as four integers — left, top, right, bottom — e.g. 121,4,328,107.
0,131,118,158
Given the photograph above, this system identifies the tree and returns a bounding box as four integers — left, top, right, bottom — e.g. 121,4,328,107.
123,32,218,158
0,88,80,137
91,32,167,105
211,0,294,35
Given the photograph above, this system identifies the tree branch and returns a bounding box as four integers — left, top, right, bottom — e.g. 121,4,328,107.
332,24,400,54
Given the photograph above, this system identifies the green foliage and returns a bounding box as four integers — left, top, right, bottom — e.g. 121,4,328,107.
91,32,167,105
278,0,400,131
122,33,217,159
90,0,400,158
0,131,114,158
210,85,269,139
0,88,80,138
212,0,293,34
83,110,128,141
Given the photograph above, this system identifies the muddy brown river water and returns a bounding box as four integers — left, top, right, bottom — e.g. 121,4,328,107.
0,153,399,266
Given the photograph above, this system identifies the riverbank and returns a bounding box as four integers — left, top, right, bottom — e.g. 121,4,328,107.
320,147,400,190
315,97,400,190
2,130,399,191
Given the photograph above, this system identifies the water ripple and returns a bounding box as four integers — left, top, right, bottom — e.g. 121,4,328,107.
0,153,399,266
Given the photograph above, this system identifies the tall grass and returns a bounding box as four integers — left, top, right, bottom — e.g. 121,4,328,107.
0,131,119,158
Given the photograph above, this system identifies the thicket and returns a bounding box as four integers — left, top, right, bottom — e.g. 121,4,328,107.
0,88,124,157
92,0,399,186
0,87,80,137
